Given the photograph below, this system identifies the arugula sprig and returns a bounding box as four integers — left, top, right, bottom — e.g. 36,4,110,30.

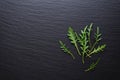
85,58,100,72
87,23,93,48
77,26,89,64
88,44,106,57
67,27,81,56
89,27,102,52
87,27,106,57
59,40,75,59
59,23,106,71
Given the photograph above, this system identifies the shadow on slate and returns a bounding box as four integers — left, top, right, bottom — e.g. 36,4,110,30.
0,0,120,80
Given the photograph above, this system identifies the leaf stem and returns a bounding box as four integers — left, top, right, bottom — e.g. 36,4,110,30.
88,35,91,48
85,58,100,72
90,41,97,52
87,41,97,57
75,44,81,56
70,52,75,59
88,23,93,48
82,54,84,64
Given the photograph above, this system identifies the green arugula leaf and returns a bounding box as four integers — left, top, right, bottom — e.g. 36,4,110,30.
88,27,105,57
95,27,102,42
85,58,100,72
59,40,75,59
87,23,93,48
77,26,89,64
67,27,81,55
88,44,106,56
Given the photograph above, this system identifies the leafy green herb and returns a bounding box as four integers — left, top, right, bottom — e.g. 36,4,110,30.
87,23,93,48
89,27,102,53
59,23,106,71
59,40,75,59
88,44,106,57
85,58,100,72
77,26,89,64
67,27,81,55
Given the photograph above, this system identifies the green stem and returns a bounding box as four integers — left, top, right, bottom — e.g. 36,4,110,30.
75,43,81,55
90,41,97,52
88,23,93,48
82,54,84,64
86,54,91,58
87,41,98,57
86,50,91,57
87,52,93,57
70,52,75,59
88,34,92,48
88,28,91,48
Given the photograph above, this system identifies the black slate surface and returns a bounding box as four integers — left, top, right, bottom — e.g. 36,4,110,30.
0,0,120,80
